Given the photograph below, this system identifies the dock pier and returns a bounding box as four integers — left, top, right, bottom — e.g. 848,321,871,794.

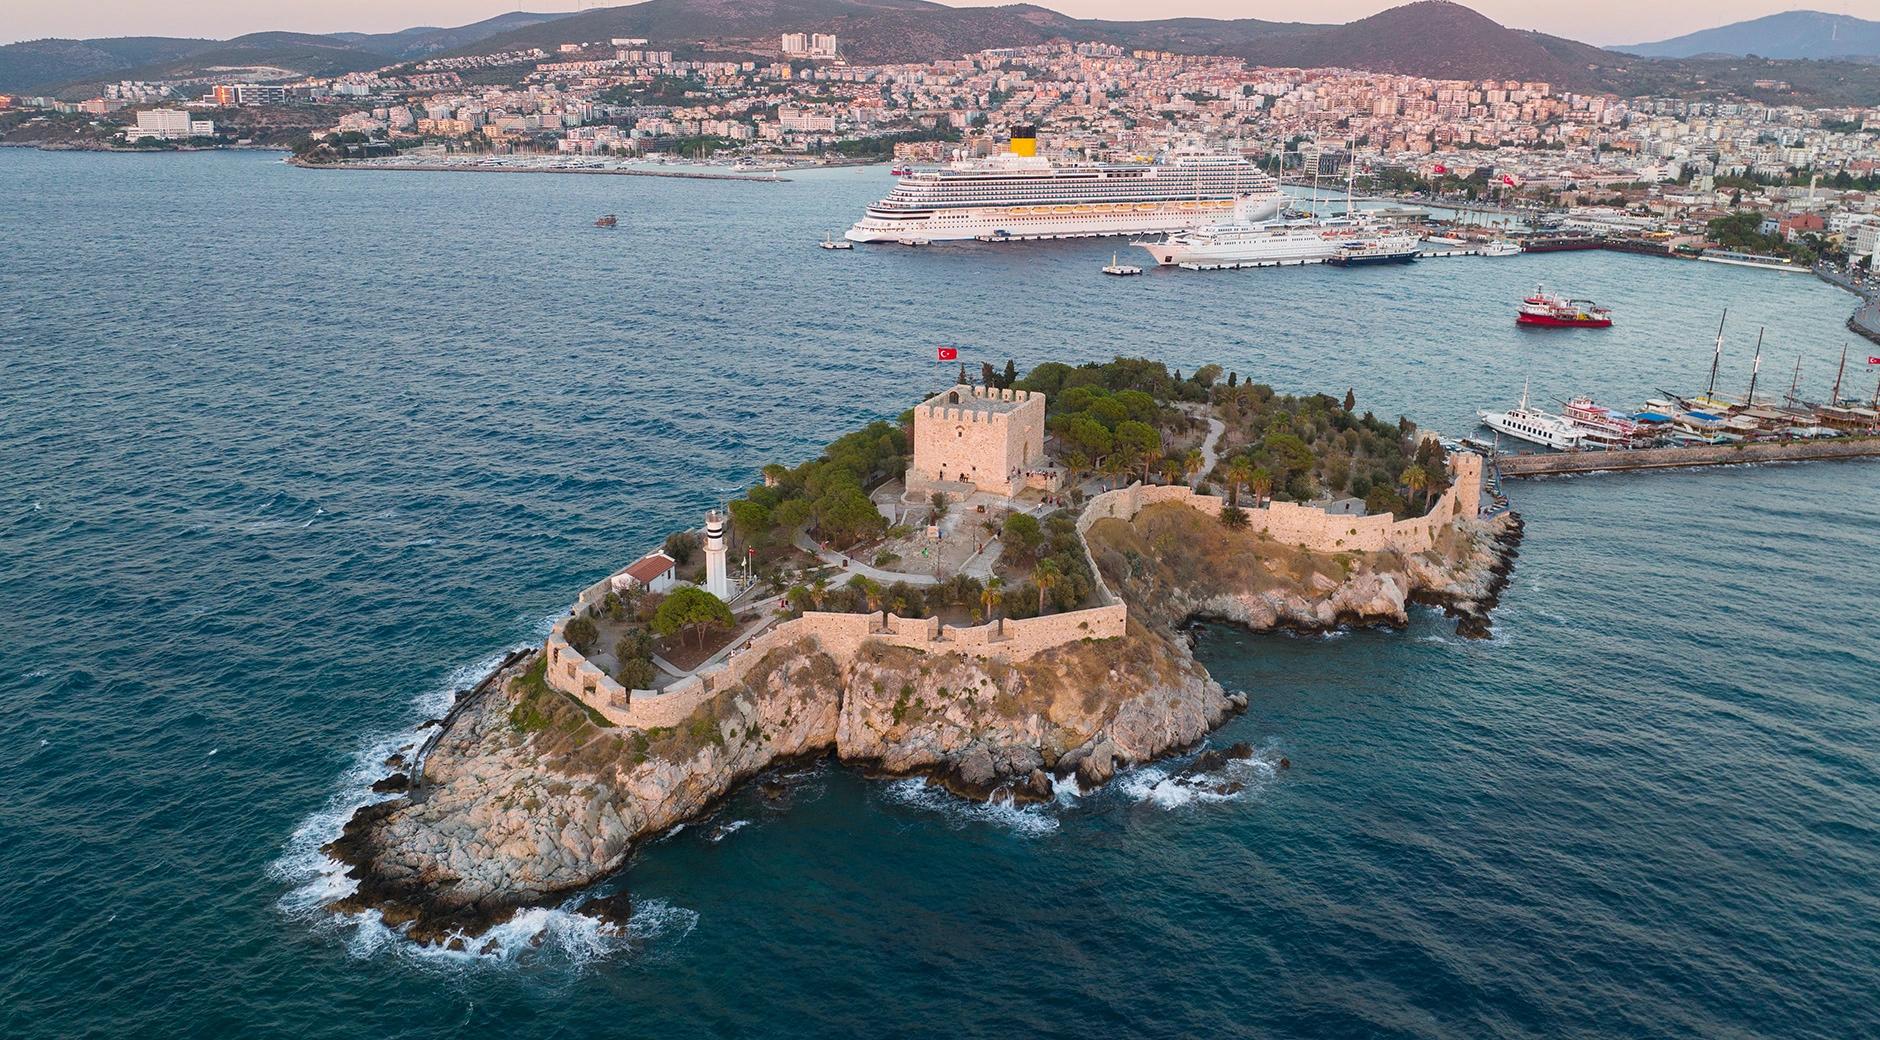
1496,438,1880,478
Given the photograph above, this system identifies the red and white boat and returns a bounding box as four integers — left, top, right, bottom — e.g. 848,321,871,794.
1516,286,1613,328
889,164,912,177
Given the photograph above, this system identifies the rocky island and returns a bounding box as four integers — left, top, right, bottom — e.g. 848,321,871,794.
325,359,1521,948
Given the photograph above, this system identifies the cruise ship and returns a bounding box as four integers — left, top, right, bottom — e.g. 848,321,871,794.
845,127,1286,244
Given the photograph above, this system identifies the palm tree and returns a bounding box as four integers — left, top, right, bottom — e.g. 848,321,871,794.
1402,464,1430,513
1161,457,1184,486
1250,467,1274,509
981,577,1003,624
1101,452,1131,490
1224,459,1253,509
1183,448,1204,486
809,575,829,609
1033,559,1061,615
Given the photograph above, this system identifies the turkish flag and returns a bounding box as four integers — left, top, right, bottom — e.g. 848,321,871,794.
937,346,958,361
1869,356,1880,365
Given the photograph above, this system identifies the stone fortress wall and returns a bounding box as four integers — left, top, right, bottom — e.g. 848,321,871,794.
543,603,1127,731
539,451,1479,733
906,384,1047,497
1077,451,1483,557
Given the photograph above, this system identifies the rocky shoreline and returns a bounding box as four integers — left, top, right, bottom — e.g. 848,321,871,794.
323,497,1520,949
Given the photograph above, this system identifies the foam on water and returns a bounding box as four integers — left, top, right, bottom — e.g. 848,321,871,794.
333,897,698,968
708,819,751,842
1115,748,1282,810
881,777,1060,836
270,648,513,927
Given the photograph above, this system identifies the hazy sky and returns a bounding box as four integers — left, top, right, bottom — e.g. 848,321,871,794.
5,0,1875,48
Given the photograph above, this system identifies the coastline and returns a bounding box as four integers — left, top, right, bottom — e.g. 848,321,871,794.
286,155,796,181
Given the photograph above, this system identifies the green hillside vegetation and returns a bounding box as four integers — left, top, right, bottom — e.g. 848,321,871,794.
1212,379,1447,517
728,419,906,551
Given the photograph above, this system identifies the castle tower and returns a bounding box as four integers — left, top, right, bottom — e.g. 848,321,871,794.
703,510,731,602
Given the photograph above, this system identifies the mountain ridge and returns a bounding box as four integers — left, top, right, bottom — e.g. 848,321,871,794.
1618,10,1880,60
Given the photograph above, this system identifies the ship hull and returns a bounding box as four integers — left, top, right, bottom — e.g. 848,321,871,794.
1516,313,1613,328
1328,252,1419,266
846,200,1277,244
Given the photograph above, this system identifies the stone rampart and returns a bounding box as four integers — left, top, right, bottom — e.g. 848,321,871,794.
540,602,1126,732
1079,452,1481,557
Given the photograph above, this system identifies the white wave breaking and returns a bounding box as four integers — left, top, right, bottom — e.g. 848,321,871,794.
881,777,1060,836
1114,748,1283,810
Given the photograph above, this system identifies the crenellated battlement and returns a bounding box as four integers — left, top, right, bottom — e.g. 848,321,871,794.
909,384,1047,496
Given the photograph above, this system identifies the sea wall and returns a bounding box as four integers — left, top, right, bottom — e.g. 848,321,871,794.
1078,452,1482,556
1497,438,1880,477
544,603,1127,731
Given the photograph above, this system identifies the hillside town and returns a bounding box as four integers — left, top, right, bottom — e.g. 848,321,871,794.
7,33,1880,265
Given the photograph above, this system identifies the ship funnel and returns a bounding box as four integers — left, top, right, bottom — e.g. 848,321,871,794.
1008,123,1037,158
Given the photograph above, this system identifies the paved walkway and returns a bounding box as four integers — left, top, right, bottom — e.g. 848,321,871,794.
792,529,943,586
1195,415,1226,487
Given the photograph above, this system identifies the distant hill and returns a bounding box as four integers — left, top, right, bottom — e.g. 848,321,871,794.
7,1,1880,105
0,11,574,94
0,37,210,93
1618,10,1880,60
329,11,577,61
1228,1,1609,83
458,0,1603,84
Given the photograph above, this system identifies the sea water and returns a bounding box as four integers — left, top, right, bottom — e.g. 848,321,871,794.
1,149,1875,1038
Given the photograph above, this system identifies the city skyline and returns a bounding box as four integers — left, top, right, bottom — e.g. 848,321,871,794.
3,0,1863,49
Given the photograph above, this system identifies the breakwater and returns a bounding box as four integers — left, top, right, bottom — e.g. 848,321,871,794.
291,158,788,182
1498,437,1880,477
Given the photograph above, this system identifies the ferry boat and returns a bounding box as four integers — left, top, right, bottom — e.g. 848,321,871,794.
846,126,1286,244
1482,239,1522,257
1327,231,1422,265
1516,286,1612,328
1477,383,1588,450
889,163,912,177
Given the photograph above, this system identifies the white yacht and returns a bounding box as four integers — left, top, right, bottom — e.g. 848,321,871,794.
846,127,1285,244
1477,383,1588,450
1133,206,1388,268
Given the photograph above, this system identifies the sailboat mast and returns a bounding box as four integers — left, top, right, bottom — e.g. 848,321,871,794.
1745,329,1763,405
1831,344,1848,404
1705,309,1727,397
1787,355,1802,408
1345,137,1356,217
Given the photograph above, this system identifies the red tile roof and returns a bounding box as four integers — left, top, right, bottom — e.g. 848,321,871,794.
623,552,675,584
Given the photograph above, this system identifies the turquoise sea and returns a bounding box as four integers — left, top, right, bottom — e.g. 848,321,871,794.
1,149,1876,1038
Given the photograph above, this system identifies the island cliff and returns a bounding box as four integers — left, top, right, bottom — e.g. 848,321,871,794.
323,362,1520,948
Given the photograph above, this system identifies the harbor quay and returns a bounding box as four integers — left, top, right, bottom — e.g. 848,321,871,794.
1495,436,1880,477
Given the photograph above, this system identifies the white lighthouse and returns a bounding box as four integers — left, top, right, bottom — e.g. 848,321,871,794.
703,510,731,602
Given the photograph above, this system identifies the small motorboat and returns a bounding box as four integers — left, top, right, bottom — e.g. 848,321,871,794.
595,214,618,228
820,232,854,250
